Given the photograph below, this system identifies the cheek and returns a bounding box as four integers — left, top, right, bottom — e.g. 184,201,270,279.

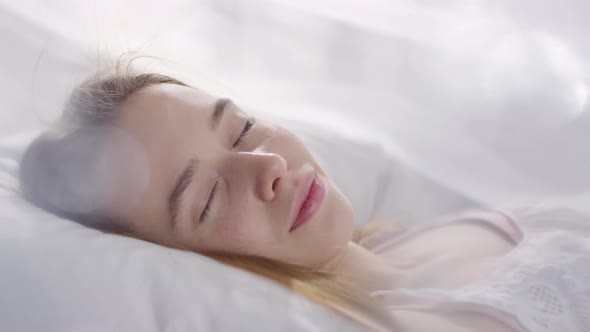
334,186,355,232
209,208,270,252
320,181,356,243
262,125,301,149
276,129,306,151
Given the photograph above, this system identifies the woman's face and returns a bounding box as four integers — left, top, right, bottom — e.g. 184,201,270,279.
105,83,355,269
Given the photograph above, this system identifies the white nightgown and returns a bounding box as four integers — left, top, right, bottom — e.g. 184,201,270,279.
360,201,590,332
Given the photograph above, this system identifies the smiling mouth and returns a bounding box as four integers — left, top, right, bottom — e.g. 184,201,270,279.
289,173,325,232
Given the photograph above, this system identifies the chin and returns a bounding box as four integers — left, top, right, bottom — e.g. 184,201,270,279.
325,197,356,247
329,183,356,239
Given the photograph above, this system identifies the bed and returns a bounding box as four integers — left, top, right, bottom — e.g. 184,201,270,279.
1,0,589,331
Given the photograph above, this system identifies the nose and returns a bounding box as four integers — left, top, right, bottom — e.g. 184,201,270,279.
229,151,287,202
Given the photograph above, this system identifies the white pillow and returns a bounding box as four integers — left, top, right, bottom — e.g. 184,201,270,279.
0,192,367,332
0,114,393,331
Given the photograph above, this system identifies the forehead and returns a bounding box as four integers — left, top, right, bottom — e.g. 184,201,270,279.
109,84,217,230
120,84,216,122
116,84,218,163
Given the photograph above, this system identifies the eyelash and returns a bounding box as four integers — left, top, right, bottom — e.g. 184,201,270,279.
199,117,256,223
232,117,256,148
200,179,218,223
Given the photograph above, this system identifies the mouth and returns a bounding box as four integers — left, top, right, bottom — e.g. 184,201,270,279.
289,171,326,232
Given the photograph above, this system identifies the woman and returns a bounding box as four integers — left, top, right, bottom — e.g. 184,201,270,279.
19,64,590,332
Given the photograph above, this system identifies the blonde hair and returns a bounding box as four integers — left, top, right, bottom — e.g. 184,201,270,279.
19,59,396,331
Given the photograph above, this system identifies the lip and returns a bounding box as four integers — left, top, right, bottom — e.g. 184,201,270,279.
289,171,325,232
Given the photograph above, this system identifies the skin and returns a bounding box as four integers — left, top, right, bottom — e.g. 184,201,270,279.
99,83,400,290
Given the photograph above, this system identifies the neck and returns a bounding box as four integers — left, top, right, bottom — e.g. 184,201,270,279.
322,241,400,294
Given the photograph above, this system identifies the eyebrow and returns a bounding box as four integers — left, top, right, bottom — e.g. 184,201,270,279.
168,98,231,228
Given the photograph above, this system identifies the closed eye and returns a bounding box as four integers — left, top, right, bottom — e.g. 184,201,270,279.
233,117,256,148
199,179,219,223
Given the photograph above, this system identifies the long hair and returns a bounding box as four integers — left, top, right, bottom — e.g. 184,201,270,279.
18,58,396,331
